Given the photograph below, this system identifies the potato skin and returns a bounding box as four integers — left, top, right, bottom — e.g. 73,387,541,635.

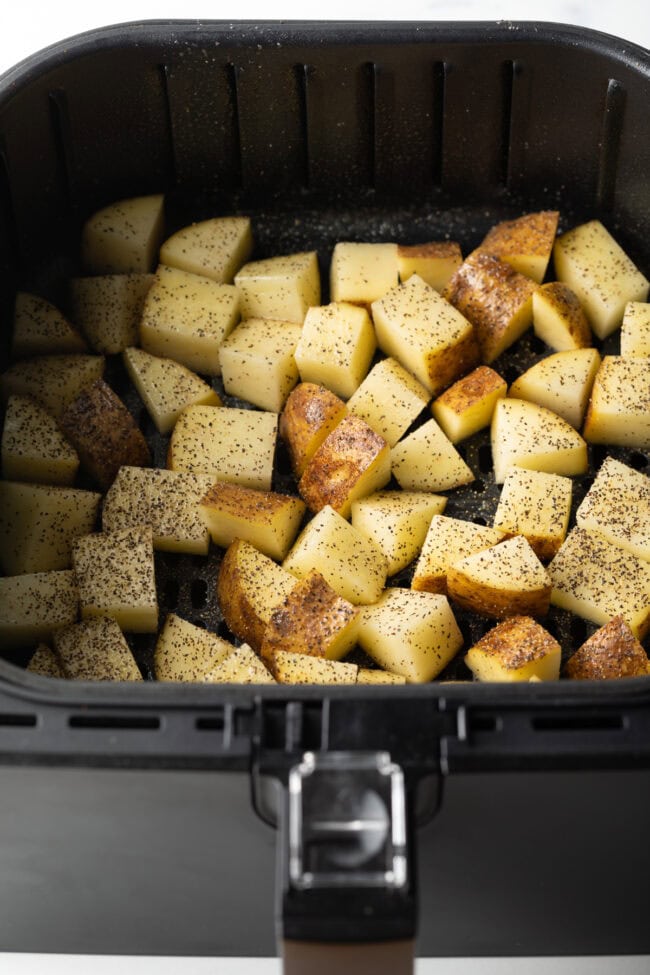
565,616,650,680
467,615,560,671
279,382,347,477
447,566,551,619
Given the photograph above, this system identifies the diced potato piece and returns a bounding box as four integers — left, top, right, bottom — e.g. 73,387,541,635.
549,527,650,640
27,644,64,679
491,398,588,484
447,535,552,619
575,457,650,562
620,302,650,355
70,273,154,354
358,588,463,683
283,505,388,605
0,481,101,575
270,650,358,684
199,481,305,561
59,378,151,490
397,241,463,292
203,644,275,684
465,616,561,682
1,394,79,485
72,526,158,633
279,382,347,478
582,356,650,450
0,354,105,420
411,515,506,594
351,490,447,577
553,220,649,339
54,616,142,681
12,292,87,358
219,317,302,412
168,405,277,491
532,282,593,351
81,193,165,274
298,415,391,519
508,349,601,429
565,617,650,680
391,418,474,492
260,570,360,663
372,275,478,396
493,467,572,561
330,242,398,304
444,252,537,364
295,302,376,400
234,251,320,323
346,357,430,447
140,266,240,375
217,539,298,651
432,365,507,443
159,216,252,283
473,210,559,283
0,570,78,649
123,346,221,435
357,668,407,685
154,613,235,681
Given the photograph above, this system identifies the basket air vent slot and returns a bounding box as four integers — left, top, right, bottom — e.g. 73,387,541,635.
0,713,37,727
68,714,161,731
532,714,626,733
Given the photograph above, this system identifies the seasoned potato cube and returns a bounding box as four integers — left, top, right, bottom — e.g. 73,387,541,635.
493,467,572,561
508,349,601,429
123,346,221,435
620,301,650,355
234,251,320,323
0,354,105,420
159,216,252,283
155,613,235,681
465,616,561,682
54,616,142,681
411,515,505,594
358,588,463,683
491,398,587,484
473,210,559,283
70,273,154,354
582,356,650,450
199,481,305,561
432,365,507,443
1,394,79,485
0,570,78,649
391,418,474,492
12,292,87,358
219,318,302,412
565,617,650,680
575,457,650,562
271,650,358,685
346,357,430,447
330,242,398,304
357,668,407,685
203,644,275,684
295,301,376,400
397,241,463,292
27,644,64,679
81,194,165,274
532,282,593,351
351,490,447,577
279,382,347,478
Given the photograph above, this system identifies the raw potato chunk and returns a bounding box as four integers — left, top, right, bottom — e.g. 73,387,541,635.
219,318,302,412
203,644,275,684
0,481,101,575
351,490,447,577
73,526,158,633
391,418,474,492
27,644,64,679
371,275,478,396
465,616,561,682
12,292,87,358
1,394,79,485
532,282,593,351
447,535,552,619
271,650,358,685
283,505,388,606
432,366,507,443
160,216,253,283
357,669,407,685
493,467,572,561
565,617,650,680
346,358,430,447
491,398,588,484
411,515,505,595
358,588,463,683
0,570,78,649
70,273,154,354
0,354,105,420
279,383,347,478
54,616,142,681
508,349,601,429
582,356,650,450
123,346,221,435
549,527,650,640
397,241,463,292
620,302,650,355
81,193,165,274
575,457,650,562
444,252,537,364
553,220,649,339
140,266,240,375
295,302,376,400
155,613,235,681
199,481,305,560
330,242,398,304
168,405,277,491
298,415,391,518
473,210,559,283
234,251,320,323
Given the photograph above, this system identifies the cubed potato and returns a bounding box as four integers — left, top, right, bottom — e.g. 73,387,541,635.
411,515,506,594
532,282,593,351
473,210,559,283
465,615,561,682
27,644,64,679
123,346,221,435
72,526,158,633
575,457,650,562
491,398,588,484
582,356,650,450
1,394,79,485
549,527,650,640
356,668,407,685
219,317,302,412
70,273,154,354
397,241,463,292
553,220,649,339
279,382,347,478
140,265,240,376
81,194,165,274
431,365,507,443
283,505,388,605
298,414,391,518
620,301,650,356
493,466,572,561
54,616,142,681
346,357,430,447
295,301,376,400
168,405,277,491
199,481,305,561
391,418,475,492
371,275,478,396
203,644,276,684
270,650,358,685
159,216,252,283
0,570,78,649
11,292,87,358
358,587,463,683
0,354,105,420
351,490,447,577
565,616,650,680
154,613,235,681
234,251,320,322
508,349,601,429
330,242,398,304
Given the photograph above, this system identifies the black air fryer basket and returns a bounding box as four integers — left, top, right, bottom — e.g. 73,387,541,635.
0,21,649,970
